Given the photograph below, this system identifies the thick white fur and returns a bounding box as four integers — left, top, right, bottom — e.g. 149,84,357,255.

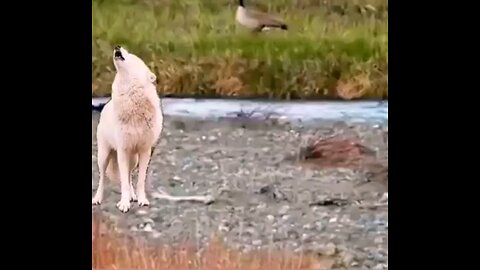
92,47,163,213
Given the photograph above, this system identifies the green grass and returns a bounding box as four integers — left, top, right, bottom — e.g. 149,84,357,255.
92,0,388,100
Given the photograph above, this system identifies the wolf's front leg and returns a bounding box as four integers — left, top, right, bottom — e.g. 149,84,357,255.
136,148,152,207
92,143,111,205
116,149,132,213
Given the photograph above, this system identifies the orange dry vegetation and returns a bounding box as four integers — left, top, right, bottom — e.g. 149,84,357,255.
92,218,337,270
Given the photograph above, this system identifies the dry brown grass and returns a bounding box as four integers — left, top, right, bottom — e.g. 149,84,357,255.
92,218,337,270
93,57,388,100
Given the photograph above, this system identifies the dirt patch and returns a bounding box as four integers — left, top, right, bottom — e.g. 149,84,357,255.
301,135,387,185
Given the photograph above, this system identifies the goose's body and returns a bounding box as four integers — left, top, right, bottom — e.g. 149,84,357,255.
235,0,288,32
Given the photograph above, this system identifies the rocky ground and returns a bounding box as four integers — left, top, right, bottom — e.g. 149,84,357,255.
92,112,388,270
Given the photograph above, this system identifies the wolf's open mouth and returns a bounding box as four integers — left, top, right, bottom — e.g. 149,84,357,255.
114,50,125,61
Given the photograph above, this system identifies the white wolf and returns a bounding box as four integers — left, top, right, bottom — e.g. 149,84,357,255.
92,46,163,213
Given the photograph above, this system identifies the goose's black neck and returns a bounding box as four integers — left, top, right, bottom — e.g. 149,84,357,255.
239,0,244,7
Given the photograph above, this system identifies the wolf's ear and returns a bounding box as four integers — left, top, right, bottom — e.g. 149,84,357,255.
148,72,157,83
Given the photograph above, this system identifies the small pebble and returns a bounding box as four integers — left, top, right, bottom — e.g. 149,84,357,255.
252,239,262,246
136,209,148,215
315,222,325,232
364,260,375,268
329,217,338,223
373,263,387,270
341,252,355,266
143,223,153,232
303,223,313,230
152,231,162,239
301,233,309,241
374,237,384,244
321,242,337,256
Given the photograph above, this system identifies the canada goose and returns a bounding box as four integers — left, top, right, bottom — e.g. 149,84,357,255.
235,0,288,33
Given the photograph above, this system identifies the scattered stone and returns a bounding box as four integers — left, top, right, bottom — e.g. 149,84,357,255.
143,223,153,232
252,239,262,246
279,205,290,215
309,197,350,207
341,251,356,266
374,237,384,244
92,115,388,269
373,263,387,270
319,242,337,256
136,209,148,216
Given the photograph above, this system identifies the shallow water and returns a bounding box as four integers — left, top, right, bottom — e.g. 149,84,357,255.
92,97,388,125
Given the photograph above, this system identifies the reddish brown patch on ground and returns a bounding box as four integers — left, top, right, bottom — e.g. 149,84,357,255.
302,135,387,184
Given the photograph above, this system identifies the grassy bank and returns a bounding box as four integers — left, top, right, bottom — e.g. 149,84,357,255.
92,0,388,100
92,218,337,269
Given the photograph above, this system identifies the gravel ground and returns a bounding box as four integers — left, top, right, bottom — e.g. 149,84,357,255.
92,112,388,270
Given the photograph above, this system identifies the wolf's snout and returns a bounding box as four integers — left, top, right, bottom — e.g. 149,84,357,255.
114,46,125,60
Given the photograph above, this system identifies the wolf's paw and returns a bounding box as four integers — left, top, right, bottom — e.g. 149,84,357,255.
138,196,150,207
130,191,138,202
116,199,131,213
92,196,102,205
